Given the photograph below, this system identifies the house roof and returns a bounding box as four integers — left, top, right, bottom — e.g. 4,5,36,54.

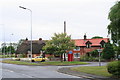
16,40,45,54
73,38,109,46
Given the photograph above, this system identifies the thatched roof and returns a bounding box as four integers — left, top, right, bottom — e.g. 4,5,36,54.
16,39,45,54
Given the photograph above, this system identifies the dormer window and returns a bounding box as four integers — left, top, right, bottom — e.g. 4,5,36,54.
86,41,92,48
100,40,106,48
86,44,91,48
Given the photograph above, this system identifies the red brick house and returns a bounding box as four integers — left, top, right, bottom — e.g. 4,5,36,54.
65,35,109,61
16,36,109,61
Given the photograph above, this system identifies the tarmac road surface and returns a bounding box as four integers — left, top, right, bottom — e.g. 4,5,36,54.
0,58,107,79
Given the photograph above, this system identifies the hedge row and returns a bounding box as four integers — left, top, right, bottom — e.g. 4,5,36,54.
107,61,120,76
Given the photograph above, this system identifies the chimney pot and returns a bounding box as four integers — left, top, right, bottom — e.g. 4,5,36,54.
84,34,87,40
26,38,28,41
39,38,42,41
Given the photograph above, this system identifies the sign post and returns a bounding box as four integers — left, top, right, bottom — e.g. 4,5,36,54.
97,49,102,66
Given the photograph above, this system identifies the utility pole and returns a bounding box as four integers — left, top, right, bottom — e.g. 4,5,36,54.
19,6,33,58
64,21,66,61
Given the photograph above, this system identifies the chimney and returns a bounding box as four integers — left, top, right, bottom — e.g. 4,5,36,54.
39,38,42,41
84,34,87,40
26,38,28,41
64,21,66,33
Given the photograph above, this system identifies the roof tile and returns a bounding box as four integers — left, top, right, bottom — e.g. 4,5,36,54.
73,38,109,46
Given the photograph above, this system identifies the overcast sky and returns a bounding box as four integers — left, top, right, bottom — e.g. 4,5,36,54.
0,0,118,47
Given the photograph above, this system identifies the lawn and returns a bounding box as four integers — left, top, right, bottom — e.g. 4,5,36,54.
71,66,112,77
40,61,88,65
2,59,88,66
0,55,14,58
0,55,8,58
2,59,42,66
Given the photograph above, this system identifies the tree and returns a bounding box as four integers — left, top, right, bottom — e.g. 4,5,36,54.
89,50,99,57
43,33,75,62
42,40,58,55
91,36,103,39
17,39,25,47
102,42,115,60
7,46,15,54
12,43,18,50
108,1,120,57
2,46,8,54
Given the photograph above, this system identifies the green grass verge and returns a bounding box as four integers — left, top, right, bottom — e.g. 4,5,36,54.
40,61,88,65
71,66,112,77
2,59,88,66
2,59,43,66
0,55,14,58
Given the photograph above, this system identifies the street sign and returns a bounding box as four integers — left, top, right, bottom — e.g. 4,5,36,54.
97,49,102,53
69,51,72,54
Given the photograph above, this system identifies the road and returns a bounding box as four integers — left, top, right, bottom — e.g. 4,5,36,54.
0,58,107,79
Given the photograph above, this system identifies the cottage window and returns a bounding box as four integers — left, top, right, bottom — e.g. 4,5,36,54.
74,46,80,51
65,53,68,58
86,41,92,48
86,44,91,48
74,53,80,58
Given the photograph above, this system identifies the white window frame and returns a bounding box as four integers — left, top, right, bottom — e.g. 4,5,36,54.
74,46,80,51
74,53,80,58
86,44,91,48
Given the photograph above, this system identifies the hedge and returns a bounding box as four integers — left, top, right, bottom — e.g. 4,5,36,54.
107,61,120,76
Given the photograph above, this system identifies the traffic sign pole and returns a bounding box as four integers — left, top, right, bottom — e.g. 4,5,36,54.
97,49,102,66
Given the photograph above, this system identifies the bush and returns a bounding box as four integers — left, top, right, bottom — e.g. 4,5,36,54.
107,61,120,76
80,56,106,62
19,54,26,58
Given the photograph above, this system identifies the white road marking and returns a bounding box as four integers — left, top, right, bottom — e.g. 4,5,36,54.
3,69,34,78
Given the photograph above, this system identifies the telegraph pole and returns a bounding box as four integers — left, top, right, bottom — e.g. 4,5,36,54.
64,21,66,61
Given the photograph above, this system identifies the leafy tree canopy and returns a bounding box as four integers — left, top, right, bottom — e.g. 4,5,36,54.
2,46,15,54
2,46,8,53
7,46,15,54
102,42,115,60
89,50,99,57
108,1,120,55
43,33,75,56
91,36,103,39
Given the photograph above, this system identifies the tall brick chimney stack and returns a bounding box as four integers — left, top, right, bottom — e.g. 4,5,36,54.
84,34,87,40
64,21,66,33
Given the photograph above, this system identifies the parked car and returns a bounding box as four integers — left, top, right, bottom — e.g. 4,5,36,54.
31,56,48,62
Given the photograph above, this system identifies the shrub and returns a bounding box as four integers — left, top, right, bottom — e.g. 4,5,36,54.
19,54,26,58
47,56,54,61
80,56,105,62
107,61,120,76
